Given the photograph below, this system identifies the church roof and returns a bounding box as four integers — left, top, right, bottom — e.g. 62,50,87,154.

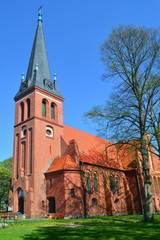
46,154,80,173
15,12,63,99
63,125,110,154
63,125,137,170
46,126,141,173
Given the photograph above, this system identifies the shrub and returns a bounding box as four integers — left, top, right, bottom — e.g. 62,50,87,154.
51,213,64,219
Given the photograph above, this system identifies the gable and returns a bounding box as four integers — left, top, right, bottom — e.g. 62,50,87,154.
46,154,79,173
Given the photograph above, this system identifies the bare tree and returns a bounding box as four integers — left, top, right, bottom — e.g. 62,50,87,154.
85,25,160,221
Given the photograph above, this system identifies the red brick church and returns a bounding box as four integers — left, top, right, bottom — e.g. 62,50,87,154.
9,12,160,217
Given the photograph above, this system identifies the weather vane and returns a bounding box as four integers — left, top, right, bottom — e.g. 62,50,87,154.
38,5,43,14
38,6,43,21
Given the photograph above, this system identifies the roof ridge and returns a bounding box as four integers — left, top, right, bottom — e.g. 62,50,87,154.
64,125,112,142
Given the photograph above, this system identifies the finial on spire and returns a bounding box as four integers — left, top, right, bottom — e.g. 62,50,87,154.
21,73,25,82
54,73,57,81
38,6,43,22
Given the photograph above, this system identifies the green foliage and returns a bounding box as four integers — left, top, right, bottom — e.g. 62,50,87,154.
0,157,12,201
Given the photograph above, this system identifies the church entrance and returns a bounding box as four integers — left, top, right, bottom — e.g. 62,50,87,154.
48,198,56,213
18,189,24,214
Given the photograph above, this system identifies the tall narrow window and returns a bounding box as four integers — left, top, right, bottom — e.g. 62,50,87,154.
26,98,31,118
16,134,20,179
86,171,91,193
29,128,32,174
22,142,26,175
115,176,120,194
51,103,55,119
20,102,24,121
71,188,75,197
49,179,52,188
93,172,98,192
110,175,115,193
42,100,46,116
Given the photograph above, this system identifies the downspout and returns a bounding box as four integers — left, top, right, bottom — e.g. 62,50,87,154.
135,168,144,215
80,161,86,218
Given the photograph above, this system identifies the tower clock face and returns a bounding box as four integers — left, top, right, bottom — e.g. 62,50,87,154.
47,82,54,90
43,79,54,90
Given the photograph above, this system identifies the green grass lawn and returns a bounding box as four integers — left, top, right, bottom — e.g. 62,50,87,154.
0,214,160,240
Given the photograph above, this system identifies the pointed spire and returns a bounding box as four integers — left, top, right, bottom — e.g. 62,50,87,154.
25,10,51,87
15,10,63,99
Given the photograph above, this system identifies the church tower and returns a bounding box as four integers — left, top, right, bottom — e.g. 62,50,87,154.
11,11,64,216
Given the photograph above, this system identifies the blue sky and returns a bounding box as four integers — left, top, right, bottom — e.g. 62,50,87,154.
1,0,160,161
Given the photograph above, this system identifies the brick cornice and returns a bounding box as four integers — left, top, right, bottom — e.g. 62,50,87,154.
15,86,64,102
14,117,35,128
44,169,81,175
34,116,64,128
80,161,136,173
14,116,64,128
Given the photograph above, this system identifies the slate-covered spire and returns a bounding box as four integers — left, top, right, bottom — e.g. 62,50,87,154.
15,10,63,99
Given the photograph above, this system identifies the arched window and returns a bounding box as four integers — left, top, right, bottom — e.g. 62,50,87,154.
93,172,98,192
26,98,31,118
22,126,27,138
18,189,24,197
20,102,24,121
51,103,55,119
110,175,115,193
92,198,97,206
18,188,24,214
42,99,47,116
86,171,91,193
115,176,120,194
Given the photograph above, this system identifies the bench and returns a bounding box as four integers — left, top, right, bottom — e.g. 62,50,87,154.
0,212,17,221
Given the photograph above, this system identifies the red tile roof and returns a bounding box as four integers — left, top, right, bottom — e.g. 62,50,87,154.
63,125,111,153
47,125,142,173
46,154,79,173
63,125,123,168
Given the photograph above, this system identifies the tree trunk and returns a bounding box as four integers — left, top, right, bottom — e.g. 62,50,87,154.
141,138,154,222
